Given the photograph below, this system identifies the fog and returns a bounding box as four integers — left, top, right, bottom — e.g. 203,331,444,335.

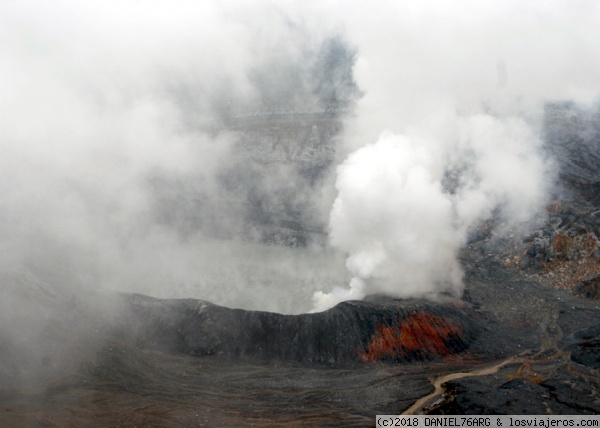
1,0,599,323
1,1,353,316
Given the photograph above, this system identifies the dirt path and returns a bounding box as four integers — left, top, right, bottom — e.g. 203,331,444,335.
404,283,572,416
403,357,520,415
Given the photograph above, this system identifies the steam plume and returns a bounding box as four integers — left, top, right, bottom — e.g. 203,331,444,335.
312,0,599,310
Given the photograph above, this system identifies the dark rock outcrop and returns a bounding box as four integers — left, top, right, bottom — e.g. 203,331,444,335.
123,294,479,366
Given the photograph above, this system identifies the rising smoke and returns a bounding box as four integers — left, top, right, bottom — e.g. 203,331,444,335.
1,0,599,323
311,0,600,310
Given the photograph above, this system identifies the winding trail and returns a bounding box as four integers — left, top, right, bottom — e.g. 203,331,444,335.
403,357,520,415
404,299,568,415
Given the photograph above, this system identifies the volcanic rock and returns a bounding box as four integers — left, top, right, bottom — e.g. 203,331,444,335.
123,294,479,366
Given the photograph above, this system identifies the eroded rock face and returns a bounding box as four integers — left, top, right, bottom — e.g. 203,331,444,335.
123,294,478,366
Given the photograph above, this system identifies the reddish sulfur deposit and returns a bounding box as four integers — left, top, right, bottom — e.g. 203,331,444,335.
359,312,463,362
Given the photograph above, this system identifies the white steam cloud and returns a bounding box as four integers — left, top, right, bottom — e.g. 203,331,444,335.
313,133,462,309
312,0,600,310
312,116,549,311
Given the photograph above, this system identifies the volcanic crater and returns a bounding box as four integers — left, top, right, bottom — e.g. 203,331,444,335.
2,102,600,425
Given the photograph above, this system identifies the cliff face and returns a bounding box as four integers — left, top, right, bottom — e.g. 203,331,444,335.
148,36,359,248
148,110,341,247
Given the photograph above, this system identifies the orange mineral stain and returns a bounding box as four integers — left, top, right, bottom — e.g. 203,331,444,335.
359,312,462,362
